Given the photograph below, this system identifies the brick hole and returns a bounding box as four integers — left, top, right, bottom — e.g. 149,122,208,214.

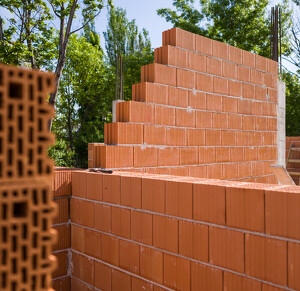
18,116,23,132
8,127,13,143
38,96,43,104
38,119,42,131
0,115,3,130
32,255,37,270
41,274,46,288
22,189,27,196
0,92,3,108
7,171,12,177
8,104,13,120
12,191,17,197
22,224,27,239
32,190,38,205
18,72,23,77
22,268,27,283
41,246,46,259
42,218,47,231
12,258,17,273
28,149,33,165
18,139,23,154
46,165,50,174
2,226,7,242
9,82,23,99
0,138,2,153
46,78,51,87
1,204,7,219
12,225,17,230
27,170,33,176
0,70,3,85
8,149,13,165
13,202,27,218
18,160,23,176
33,212,38,226
29,85,33,100
29,128,33,142
12,236,17,251
22,246,27,261
31,275,36,290
9,71,13,76
42,190,47,204
38,146,42,154
2,191,7,197
1,250,6,265
28,73,33,80
11,281,17,291
38,160,42,174
38,77,42,91
18,104,23,111
29,106,34,121
38,137,47,142
32,233,37,248
1,273,6,288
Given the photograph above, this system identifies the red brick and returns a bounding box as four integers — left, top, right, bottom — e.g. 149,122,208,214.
206,93,222,111
168,86,189,107
134,146,158,167
140,246,163,284
228,114,242,130
267,117,277,131
255,86,267,101
210,227,244,272
131,211,153,245
243,115,256,130
206,164,223,179
163,254,191,290
71,224,85,253
194,184,225,224
213,112,228,129
230,147,244,163
132,278,154,291
163,27,195,51
213,40,229,59
288,193,300,240
256,54,268,71
238,162,251,177
144,124,166,145
103,174,121,204
72,171,87,198
238,99,252,115
213,76,228,95
191,262,223,291
206,130,221,146
237,131,250,146
243,50,255,67
196,34,213,55
250,69,264,86
288,242,300,290
207,57,222,76
166,127,187,146
229,80,242,97
177,68,195,89
199,147,216,163
188,91,206,110
111,207,131,239
94,203,111,233
166,181,193,218
142,178,165,213
222,97,237,113
227,188,264,232
155,45,189,68
223,61,237,79
179,220,209,262
71,252,94,286
81,200,95,227
196,73,213,92
176,108,196,127
112,269,131,291
119,240,140,274
237,65,250,82
86,172,102,201
94,262,112,290
120,176,141,208
224,272,262,291
154,105,175,126
169,166,189,177
221,130,236,146
189,51,207,72
188,129,206,146
229,46,243,64
268,88,277,102
243,83,255,99
256,116,268,131
216,147,230,163
117,101,154,123
85,229,101,259
180,147,199,165
132,82,168,104
141,63,176,86
157,147,180,166
189,165,207,178
153,215,178,253
264,72,277,88
222,163,239,179
196,111,213,128
101,233,119,266
245,234,287,285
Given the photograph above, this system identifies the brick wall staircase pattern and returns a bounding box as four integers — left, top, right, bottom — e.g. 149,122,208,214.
89,27,279,184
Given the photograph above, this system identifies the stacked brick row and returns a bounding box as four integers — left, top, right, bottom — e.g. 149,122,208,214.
286,137,300,184
70,170,300,291
0,64,57,290
51,169,73,291
89,28,279,183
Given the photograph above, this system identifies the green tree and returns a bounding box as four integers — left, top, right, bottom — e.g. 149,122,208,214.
284,71,300,136
50,34,109,167
104,7,154,100
157,0,291,57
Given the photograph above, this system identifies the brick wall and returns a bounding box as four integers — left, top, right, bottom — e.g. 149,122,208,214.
89,28,279,184
69,170,300,291
286,137,300,184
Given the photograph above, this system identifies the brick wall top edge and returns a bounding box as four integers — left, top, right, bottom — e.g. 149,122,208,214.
162,27,278,75
286,136,300,142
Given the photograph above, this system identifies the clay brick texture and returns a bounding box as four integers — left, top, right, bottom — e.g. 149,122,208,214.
286,137,300,185
0,64,57,291
88,27,279,184
68,170,300,291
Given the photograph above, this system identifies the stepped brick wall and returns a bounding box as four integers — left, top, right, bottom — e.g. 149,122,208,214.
89,28,279,184
64,170,300,291
286,137,300,184
0,64,57,291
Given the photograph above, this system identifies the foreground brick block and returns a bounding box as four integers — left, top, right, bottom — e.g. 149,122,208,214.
288,242,300,290
224,272,261,291
131,211,153,245
119,240,140,274
132,82,168,104
163,27,196,51
94,261,112,290
117,101,154,123
142,63,177,86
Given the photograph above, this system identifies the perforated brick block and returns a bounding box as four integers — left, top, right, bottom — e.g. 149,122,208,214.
0,64,55,182
0,181,57,291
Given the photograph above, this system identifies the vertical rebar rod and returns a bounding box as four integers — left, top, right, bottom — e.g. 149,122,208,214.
279,7,282,76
